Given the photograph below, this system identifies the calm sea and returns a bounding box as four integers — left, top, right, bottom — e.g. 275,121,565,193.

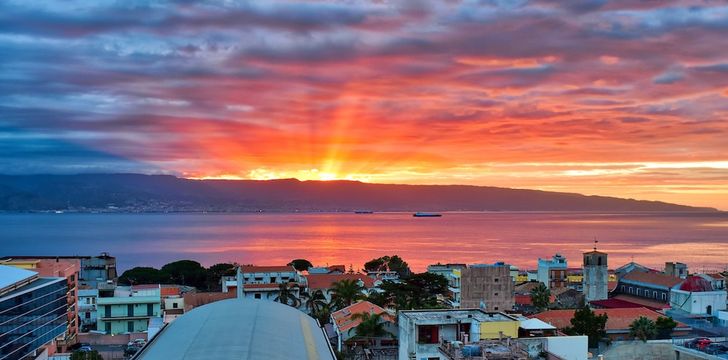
0,212,726,273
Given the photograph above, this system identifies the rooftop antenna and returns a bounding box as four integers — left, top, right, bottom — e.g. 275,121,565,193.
593,237,598,252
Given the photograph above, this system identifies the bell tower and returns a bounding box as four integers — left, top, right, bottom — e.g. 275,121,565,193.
583,240,608,302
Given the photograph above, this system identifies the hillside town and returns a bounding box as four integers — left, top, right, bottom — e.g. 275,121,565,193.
1,248,727,360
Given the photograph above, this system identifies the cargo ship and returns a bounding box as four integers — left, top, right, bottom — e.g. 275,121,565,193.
413,212,442,217
354,210,374,214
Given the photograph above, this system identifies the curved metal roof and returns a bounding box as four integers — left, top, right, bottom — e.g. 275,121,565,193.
134,298,335,360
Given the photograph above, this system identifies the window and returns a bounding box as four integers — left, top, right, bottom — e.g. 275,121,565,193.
147,303,153,316
494,307,499,311
494,293,498,296
494,278,499,283
254,293,262,299
128,304,134,316
105,306,111,318
128,321,134,332
85,312,90,319
173,302,178,309
653,291,657,299
661,293,666,301
105,322,111,334
417,325,439,344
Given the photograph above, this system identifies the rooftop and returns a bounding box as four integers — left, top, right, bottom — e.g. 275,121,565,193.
610,294,670,310
519,318,556,331
0,265,38,295
98,295,160,305
622,271,683,289
532,307,689,332
399,309,517,323
133,298,335,360
331,301,394,333
305,273,374,290
241,265,296,273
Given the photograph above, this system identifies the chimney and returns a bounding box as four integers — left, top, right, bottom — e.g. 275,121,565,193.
236,267,244,299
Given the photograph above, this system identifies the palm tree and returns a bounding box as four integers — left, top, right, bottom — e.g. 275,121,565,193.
303,289,328,315
629,316,657,342
274,283,300,307
530,283,551,312
330,279,364,310
348,312,392,340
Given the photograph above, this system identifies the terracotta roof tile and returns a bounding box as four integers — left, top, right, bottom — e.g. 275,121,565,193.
622,271,683,288
331,301,394,333
611,295,670,310
532,307,688,331
305,273,374,290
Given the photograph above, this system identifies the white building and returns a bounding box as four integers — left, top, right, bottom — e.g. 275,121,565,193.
222,265,301,294
537,254,567,287
669,276,727,316
427,263,466,308
78,288,99,332
398,309,520,360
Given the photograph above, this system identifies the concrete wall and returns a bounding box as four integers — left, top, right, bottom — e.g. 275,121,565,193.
546,336,588,360
461,265,514,311
670,289,727,315
599,340,704,360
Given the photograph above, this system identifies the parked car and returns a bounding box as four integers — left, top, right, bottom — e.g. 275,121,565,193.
705,343,728,355
685,337,711,350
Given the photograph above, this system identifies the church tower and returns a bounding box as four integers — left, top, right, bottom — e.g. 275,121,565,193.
583,241,608,302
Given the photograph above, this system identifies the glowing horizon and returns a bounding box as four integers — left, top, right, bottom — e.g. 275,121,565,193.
2,1,728,209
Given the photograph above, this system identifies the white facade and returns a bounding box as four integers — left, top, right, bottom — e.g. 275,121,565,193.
544,336,589,360
537,254,567,286
78,289,99,331
670,289,727,315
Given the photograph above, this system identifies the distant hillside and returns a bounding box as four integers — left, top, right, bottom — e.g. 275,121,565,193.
0,174,717,212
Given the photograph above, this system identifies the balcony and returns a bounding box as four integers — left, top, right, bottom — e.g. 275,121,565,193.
99,314,154,321
448,286,461,293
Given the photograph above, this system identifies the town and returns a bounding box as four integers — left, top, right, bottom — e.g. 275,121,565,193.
1,247,726,360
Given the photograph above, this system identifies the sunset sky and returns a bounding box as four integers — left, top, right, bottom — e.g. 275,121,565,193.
2,0,728,209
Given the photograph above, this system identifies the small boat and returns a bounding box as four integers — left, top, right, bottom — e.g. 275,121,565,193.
354,210,374,214
413,212,442,217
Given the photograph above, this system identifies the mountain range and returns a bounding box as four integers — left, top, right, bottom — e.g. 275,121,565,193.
0,174,717,212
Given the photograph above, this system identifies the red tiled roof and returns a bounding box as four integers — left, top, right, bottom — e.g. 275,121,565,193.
305,273,374,290
515,294,533,306
331,301,394,333
622,271,683,288
328,265,346,273
241,265,296,273
589,298,644,309
243,282,300,290
182,292,235,311
160,286,180,297
679,276,713,292
611,294,670,310
532,307,688,331
707,273,725,280
132,284,161,290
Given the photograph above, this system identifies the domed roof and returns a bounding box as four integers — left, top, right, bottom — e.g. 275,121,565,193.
678,275,713,292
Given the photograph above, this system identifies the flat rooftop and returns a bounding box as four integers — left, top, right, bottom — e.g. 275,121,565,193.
399,309,517,323
133,298,335,360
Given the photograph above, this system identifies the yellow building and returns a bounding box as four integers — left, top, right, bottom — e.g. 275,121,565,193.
480,318,520,339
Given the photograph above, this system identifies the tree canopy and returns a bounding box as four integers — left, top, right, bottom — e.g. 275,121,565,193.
629,316,657,342
368,272,448,310
119,260,236,291
288,259,313,271
563,306,608,348
655,316,677,339
530,283,551,312
363,255,411,278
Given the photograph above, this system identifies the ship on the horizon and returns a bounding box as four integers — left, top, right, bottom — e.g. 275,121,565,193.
413,212,442,217
354,210,374,214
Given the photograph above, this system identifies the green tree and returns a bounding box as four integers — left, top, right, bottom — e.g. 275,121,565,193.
274,283,300,307
563,306,608,348
119,267,166,285
205,263,236,291
530,283,551,312
655,316,678,339
302,289,328,315
313,304,333,325
160,260,208,289
70,350,103,360
629,316,657,342
288,259,313,271
331,279,365,309
369,272,449,310
348,312,393,340
363,255,411,278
